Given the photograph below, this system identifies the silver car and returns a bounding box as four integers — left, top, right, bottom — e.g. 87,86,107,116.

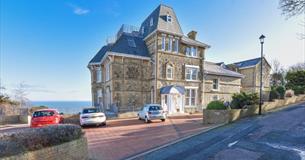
137,104,166,123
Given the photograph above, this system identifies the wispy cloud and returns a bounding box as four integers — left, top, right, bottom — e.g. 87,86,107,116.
67,3,90,15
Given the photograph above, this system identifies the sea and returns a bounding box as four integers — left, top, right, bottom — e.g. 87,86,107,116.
30,101,92,114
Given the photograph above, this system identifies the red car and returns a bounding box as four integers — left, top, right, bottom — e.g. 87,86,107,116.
30,109,64,128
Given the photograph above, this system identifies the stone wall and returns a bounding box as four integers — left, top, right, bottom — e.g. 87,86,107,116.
111,57,152,112
238,58,271,100
2,137,88,160
0,103,28,124
203,75,241,108
203,94,305,124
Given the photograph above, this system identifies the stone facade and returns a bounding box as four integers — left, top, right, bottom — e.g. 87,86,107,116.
204,75,241,107
88,5,244,114
237,58,271,100
90,56,152,112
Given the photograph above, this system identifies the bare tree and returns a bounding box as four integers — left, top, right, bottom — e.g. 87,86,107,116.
288,62,305,71
279,0,305,39
12,82,29,107
280,0,305,18
271,59,286,86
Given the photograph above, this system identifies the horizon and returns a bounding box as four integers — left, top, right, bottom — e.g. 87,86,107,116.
1,0,304,101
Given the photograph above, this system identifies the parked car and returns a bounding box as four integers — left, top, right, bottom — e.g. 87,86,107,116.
138,104,166,123
30,109,63,128
79,108,106,127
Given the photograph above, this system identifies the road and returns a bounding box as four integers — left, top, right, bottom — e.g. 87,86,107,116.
132,102,305,160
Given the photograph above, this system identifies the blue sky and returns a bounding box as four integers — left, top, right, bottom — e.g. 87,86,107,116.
0,0,304,101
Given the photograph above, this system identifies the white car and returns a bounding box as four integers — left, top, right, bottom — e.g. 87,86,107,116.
80,108,106,127
137,104,166,123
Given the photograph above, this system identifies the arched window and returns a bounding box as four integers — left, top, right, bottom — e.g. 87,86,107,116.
166,64,173,79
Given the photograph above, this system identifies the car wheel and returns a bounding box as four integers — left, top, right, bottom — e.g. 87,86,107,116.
138,114,141,120
161,119,166,122
102,122,106,126
145,116,150,123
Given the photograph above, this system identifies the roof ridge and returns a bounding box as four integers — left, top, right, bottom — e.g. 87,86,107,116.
233,57,261,64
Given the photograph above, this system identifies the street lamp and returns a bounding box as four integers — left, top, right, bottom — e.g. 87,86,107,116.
259,34,265,115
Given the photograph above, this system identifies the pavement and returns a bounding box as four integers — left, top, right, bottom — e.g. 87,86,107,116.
84,114,216,160
0,124,29,134
131,102,305,160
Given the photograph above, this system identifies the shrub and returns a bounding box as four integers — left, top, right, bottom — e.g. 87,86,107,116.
0,124,83,158
206,101,226,110
292,86,305,95
269,88,280,101
275,86,286,99
230,92,259,109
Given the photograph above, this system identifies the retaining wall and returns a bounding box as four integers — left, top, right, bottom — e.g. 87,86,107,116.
203,94,305,124
2,137,88,160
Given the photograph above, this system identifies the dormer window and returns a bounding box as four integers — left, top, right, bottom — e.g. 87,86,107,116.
167,14,172,22
127,38,136,47
141,27,144,34
150,18,153,26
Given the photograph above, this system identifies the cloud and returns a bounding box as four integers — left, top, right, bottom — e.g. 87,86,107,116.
67,3,90,15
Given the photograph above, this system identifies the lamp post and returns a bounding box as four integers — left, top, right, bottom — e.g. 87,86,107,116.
259,34,265,115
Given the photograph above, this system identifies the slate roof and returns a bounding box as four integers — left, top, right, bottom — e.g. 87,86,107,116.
89,33,150,64
160,85,185,95
181,36,210,48
204,61,244,78
140,4,183,38
232,57,270,69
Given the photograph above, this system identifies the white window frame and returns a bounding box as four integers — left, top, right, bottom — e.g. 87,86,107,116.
166,64,173,79
168,37,172,51
167,14,172,22
212,78,219,91
161,35,166,51
97,89,103,104
96,68,102,83
191,47,197,57
105,63,110,81
185,87,197,107
186,47,191,56
185,65,199,81
173,38,179,53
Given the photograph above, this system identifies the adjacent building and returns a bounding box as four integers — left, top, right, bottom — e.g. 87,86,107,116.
88,4,247,115
227,57,272,100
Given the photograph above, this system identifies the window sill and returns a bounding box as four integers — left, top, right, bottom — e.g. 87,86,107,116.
185,79,201,82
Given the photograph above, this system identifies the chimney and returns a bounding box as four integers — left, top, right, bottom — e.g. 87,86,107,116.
187,30,197,40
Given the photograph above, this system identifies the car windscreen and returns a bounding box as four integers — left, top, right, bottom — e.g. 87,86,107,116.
83,108,99,114
149,106,162,111
33,111,55,117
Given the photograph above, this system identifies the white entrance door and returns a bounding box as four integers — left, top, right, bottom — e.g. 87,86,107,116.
166,94,183,114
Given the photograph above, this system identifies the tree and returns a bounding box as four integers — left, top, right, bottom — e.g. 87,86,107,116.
271,59,286,86
12,82,29,107
285,70,305,95
280,0,305,18
288,62,305,71
279,0,305,39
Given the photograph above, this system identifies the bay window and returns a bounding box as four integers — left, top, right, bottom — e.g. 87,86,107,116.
173,38,179,53
105,63,110,81
161,35,165,50
168,37,172,51
96,68,102,83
